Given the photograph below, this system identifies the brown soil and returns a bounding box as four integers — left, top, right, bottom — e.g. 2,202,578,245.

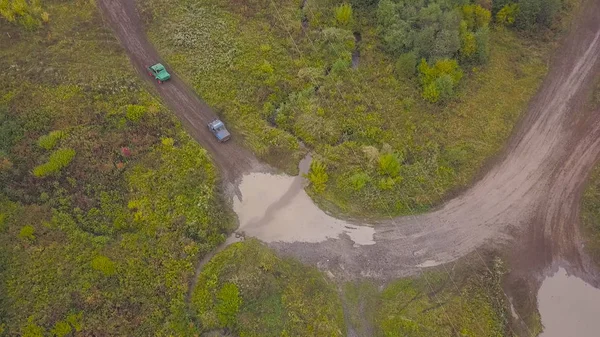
97,0,600,288
96,0,262,186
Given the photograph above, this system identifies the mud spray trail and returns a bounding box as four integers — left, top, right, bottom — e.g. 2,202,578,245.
98,0,600,281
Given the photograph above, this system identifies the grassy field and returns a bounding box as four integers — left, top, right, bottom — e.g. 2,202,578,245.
344,256,513,337
0,0,236,335
141,0,556,216
191,239,346,336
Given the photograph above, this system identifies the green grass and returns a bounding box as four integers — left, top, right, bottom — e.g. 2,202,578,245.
343,257,513,337
581,164,600,265
191,239,346,336
0,0,233,335
141,0,554,216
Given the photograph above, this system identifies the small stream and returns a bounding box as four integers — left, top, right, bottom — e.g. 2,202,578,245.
538,267,600,337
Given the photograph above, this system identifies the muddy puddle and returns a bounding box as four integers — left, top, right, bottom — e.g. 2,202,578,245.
538,267,600,337
233,155,375,245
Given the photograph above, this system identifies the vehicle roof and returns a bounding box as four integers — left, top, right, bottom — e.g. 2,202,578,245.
151,63,165,71
216,129,230,140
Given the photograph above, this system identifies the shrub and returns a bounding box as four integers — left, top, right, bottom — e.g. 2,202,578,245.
91,255,116,276
394,52,417,78
32,148,76,177
378,153,401,177
0,0,48,30
496,3,519,26
378,177,396,190
50,321,71,337
334,3,353,27
418,58,463,103
18,225,35,242
349,172,370,191
125,104,148,122
216,283,242,328
462,4,491,30
331,58,351,75
306,160,328,193
37,130,66,150
21,316,44,337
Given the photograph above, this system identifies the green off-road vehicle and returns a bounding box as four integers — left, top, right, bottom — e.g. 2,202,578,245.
147,63,171,83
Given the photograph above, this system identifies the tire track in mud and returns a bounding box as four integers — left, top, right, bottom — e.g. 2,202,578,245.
97,0,600,282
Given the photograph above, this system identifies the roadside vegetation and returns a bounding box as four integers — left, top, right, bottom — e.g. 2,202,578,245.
191,239,345,336
142,0,573,216
345,255,513,336
0,0,235,335
581,162,600,266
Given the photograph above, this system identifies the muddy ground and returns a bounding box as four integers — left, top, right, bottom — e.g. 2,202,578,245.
98,0,600,299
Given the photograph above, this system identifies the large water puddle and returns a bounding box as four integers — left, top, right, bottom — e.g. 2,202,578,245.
233,156,375,245
538,267,600,337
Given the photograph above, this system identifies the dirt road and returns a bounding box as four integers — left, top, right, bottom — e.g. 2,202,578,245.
97,0,600,282
96,0,260,184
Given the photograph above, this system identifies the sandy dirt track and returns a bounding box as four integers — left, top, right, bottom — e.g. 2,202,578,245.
96,0,261,185
97,0,600,281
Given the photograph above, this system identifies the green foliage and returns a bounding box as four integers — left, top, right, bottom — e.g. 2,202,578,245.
216,283,242,328
37,130,66,150
459,5,491,63
50,320,72,337
514,0,562,30
581,164,600,265
0,1,233,335
191,240,345,336
334,3,353,27
378,153,400,177
0,0,49,30
18,224,34,242
462,4,491,30
418,58,463,103
306,160,329,193
376,0,462,60
496,3,519,26
349,172,370,191
142,0,558,217
0,106,23,154
21,316,44,337
91,255,116,276
394,52,417,78
375,267,509,337
32,148,75,177
125,104,148,122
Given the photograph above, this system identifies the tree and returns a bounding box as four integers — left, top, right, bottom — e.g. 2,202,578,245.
216,283,242,329
462,4,491,30
513,0,561,30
